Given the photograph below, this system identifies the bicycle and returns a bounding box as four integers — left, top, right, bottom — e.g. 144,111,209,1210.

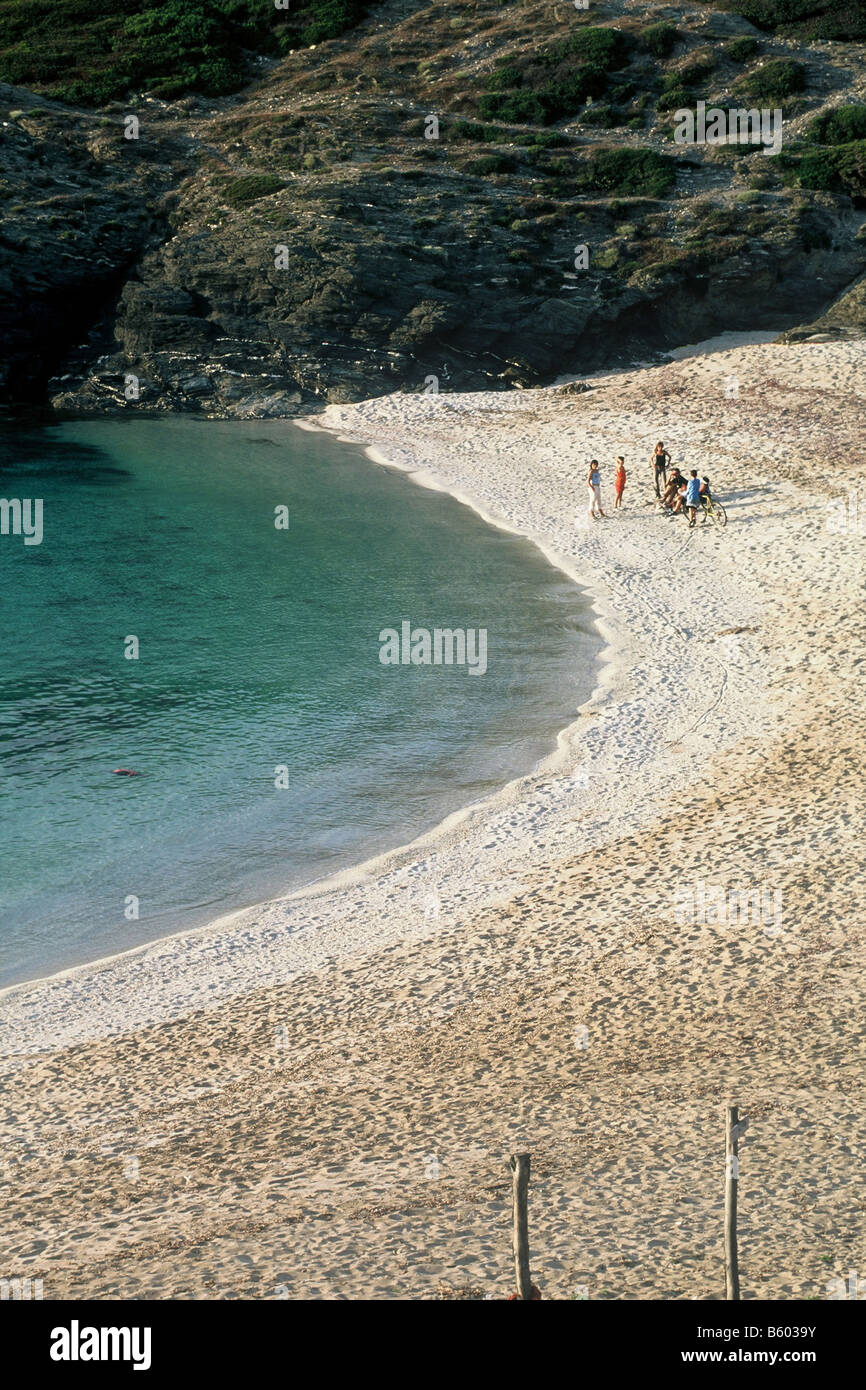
680,493,728,528
698,494,727,528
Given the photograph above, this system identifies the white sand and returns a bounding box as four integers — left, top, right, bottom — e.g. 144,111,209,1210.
0,358,762,1052
2,339,864,1300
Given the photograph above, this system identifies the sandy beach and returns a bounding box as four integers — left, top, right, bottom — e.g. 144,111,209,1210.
2,338,864,1300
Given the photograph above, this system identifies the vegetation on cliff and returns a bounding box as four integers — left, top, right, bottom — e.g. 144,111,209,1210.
702,1,866,42
1,0,865,411
0,0,372,105
480,27,629,125
778,107,866,203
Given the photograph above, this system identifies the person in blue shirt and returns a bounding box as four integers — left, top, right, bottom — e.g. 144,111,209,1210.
685,469,702,527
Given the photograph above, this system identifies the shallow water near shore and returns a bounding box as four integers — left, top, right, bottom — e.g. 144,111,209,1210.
0,415,598,987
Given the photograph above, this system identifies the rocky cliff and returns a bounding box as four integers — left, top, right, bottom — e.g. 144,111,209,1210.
1,0,865,416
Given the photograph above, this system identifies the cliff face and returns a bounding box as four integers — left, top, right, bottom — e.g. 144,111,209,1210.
780,270,866,341
1,1,865,416
0,95,178,400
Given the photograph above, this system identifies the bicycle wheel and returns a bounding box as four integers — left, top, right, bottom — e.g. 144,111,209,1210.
709,501,727,528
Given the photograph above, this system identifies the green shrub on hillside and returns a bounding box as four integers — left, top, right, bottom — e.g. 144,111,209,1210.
463,153,516,176
450,120,511,143
520,131,571,149
655,54,715,115
220,172,283,205
657,85,692,113
809,105,866,145
540,27,627,69
643,22,679,57
479,26,628,126
678,53,716,84
726,36,759,62
576,147,676,198
0,0,375,105
578,103,619,127
298,0,365,45
782,140,866,199
481,79,605,126
703,2,866,42
485,62,522,90
479,89,546,124
543,68,612,115
737,58,806,102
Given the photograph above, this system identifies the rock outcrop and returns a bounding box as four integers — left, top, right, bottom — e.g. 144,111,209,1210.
0,1,864,415
779,268,866,340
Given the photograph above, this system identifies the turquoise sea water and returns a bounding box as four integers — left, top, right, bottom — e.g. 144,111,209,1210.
0,416,598,987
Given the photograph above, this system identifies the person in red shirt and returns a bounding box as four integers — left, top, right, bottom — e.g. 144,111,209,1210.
614,456,626,509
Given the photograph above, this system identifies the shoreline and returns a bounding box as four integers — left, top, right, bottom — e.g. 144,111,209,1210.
0,344,771,1052
2,325,784,1005
2,337,863,1299
0,423,610,1008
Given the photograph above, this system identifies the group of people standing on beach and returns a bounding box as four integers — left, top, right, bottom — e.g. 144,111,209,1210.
586,442,710,527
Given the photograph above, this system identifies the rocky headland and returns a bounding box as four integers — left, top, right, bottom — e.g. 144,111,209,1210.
1,0,865,415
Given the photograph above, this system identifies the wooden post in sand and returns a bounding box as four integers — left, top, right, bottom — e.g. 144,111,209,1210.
725,1106,741,1301
509,1153,533,1299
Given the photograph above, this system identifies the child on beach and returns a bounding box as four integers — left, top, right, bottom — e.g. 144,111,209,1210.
614,457,626,509
587,460,605,519
685,469,702,527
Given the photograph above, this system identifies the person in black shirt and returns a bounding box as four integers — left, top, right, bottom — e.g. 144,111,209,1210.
660,467,684,512
651,441,671,498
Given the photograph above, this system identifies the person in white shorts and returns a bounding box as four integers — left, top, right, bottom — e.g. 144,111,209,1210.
587,460,605,519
